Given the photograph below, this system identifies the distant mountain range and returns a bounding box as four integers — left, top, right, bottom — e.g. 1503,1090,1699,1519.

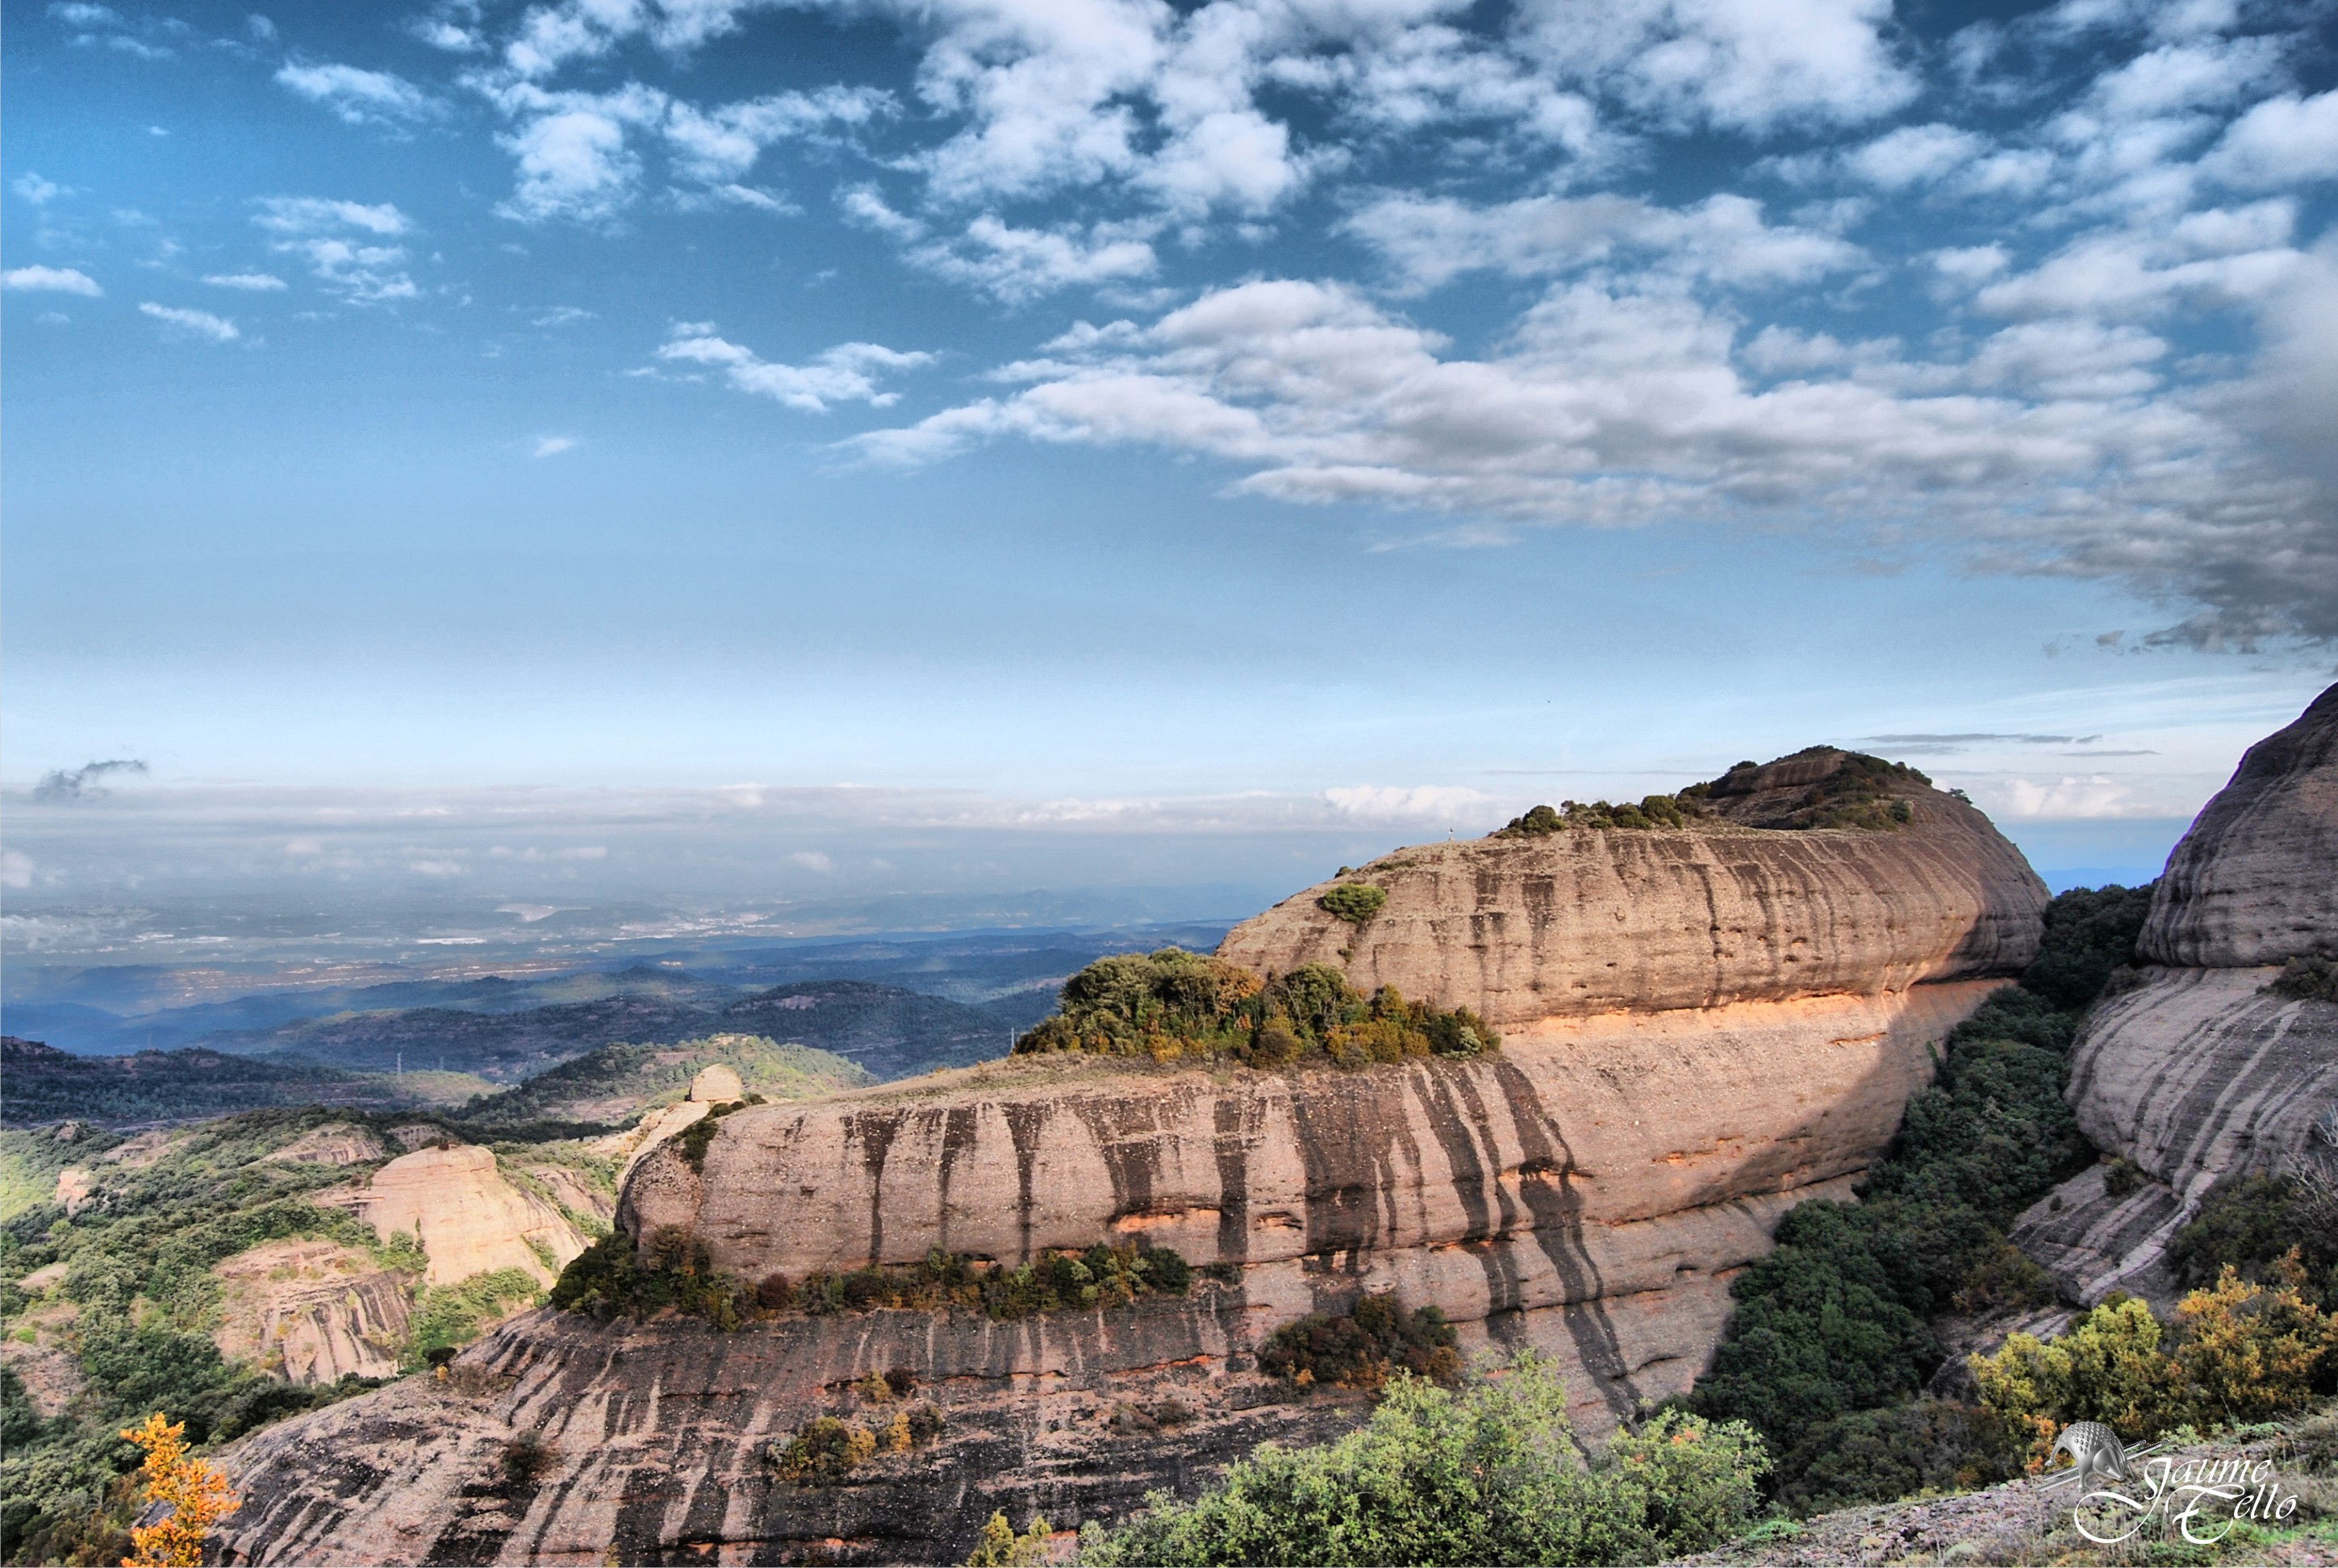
3,923,1233,1062
184,979,1031,1083
0,1037,435,1127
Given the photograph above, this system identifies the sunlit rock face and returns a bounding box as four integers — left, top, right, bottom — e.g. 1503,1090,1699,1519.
2017,683,2338,1307
216,752,2050,1566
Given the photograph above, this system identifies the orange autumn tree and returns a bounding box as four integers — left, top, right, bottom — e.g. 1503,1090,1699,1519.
118,1412,240,1568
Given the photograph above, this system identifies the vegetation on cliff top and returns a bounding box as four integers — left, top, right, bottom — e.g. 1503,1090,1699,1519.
1075,1352,1767,1566
1493,748,1931,838
1012,948,1495,1068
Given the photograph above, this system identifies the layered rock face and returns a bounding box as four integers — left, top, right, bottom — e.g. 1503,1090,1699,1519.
211,1239,415,1384
1219,762,2043,1028
217,750,2048,1565
2016,684,2338,1304
332,1145,595,1288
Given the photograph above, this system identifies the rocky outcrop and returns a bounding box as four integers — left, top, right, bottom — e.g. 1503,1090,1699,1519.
2015,684,2338,1305
212,1239,415,1384
1219,761,2044,1028
263,1122,390,1166
2140,683,2338,968
216,748,2048,1565
337,1145,592,1288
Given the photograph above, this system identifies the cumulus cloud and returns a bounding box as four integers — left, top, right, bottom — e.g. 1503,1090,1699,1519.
855,269,2338,641
3,265,102,295
532,435,577,457
138,302,240,341
657,326,933,411
1322,785,1493,821
202,271,286,290
1346,190,1864,294
11,172,65,204
2199,90,2338,190
275,61,442,126
253,196,418,302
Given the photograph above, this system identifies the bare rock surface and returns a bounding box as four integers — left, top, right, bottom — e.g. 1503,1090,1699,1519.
340,1145,591,1287
2020,685,2338,1303
211,1238,416,1384
1219,768,2044,1028
262,1121,391,1166
2142,682,2338,968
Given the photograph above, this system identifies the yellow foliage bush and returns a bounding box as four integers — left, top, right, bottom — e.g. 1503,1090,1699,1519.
118,1412,240,1568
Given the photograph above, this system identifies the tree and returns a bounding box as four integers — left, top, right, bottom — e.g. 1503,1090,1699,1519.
118,1412,240,1568
965,1510,1051,1566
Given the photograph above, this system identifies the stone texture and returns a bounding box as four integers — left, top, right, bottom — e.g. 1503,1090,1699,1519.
341,1145,591,1288
1218,787,2044,1030
2141,682,2337,969
2014,966,2338,1303
262,1122,391,1167
2017,686,2338,1303
211,1239,416,1385
691,1064,746,1103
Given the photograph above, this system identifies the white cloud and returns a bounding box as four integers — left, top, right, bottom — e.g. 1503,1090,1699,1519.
532,435,577,457
1841,123,1985,188
253,197,418,302
662,85,893,182
855,271,2336,640
1992,774,2135,819
11,172,65,204
138,302,240,341
2,849,33,890
2199,90,2338,190
3,265,102,295
202,272,287,290
407,857,468,877
1323,785,1493,821
1512,0,1918,134
908,215,1159,302
275,61,442,126
254,197,411,236
789,850,835,873
1346,190,1864,294
657,327,933,411
490,85,664,223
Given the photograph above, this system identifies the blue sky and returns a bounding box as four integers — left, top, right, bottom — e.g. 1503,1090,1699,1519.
4,0,2336,922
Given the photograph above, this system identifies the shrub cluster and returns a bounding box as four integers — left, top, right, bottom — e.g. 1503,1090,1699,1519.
1686,885,2150,1511
1973,1260,2338,1456
2269,955,2338,1004
1012,949,1496,1069
552,1232,1195,1328
2168,1167,2338,1311
1075,1353,1767,1566
1257,1295,1463,1391
1317,882,1388,924
674,1095,764,1171
770,1403,946,1485
1495,793,1713,836
404,1268,545,1370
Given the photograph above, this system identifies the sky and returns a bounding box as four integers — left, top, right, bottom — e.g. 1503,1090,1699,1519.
4,0,2336,936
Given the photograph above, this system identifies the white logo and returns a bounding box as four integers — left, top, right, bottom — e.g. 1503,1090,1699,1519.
2042,1423,2299,1545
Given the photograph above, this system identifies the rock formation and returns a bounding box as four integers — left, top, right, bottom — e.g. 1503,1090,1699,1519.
2015,685,2338,1304
215,748,2050,1565
211,1239,415,1384
335,1145,593,1288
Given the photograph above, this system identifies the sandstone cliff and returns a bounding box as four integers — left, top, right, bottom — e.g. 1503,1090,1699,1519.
2015,684,2338,1304
334,1145,595,1288
1218,754,2044,1027
211,1239,415,1384
215,748,2048,1565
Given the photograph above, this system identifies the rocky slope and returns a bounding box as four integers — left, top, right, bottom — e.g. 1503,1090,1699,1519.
214,748,2049,1564
2015,684,2338,1306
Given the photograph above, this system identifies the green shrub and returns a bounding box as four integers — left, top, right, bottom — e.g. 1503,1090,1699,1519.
1075,1353,1766,1566
1775,1401,2023,1516
406,1268,544,1368
1013,949,1497,1070
2170,1173,2338,1308
771,1416,877,1485
2269,956,2338,1004
2020,883,2156,1010
551,1234,1194,1326
1258,1295,1463,1391
1318,883,1388,924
